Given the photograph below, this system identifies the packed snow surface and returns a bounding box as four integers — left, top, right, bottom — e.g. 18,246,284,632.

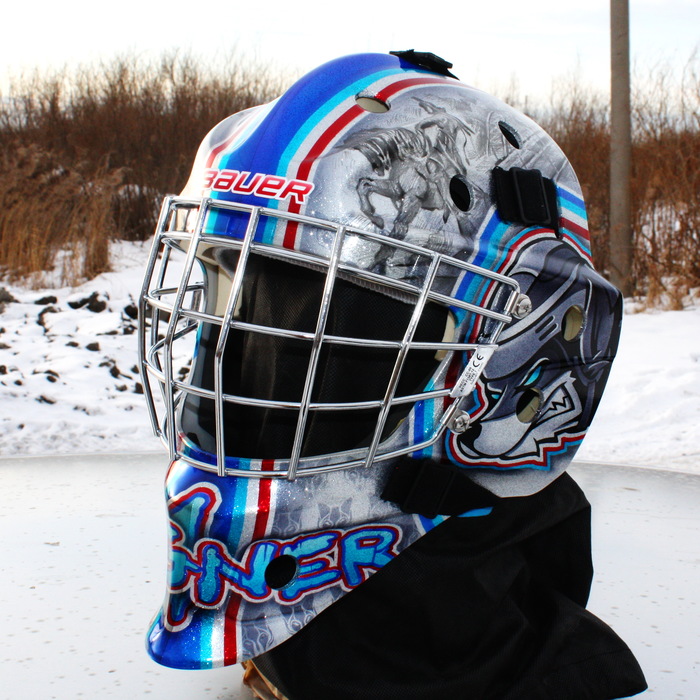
2,455,698,698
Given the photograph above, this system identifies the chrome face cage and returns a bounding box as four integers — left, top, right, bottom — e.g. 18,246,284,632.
138,196,522,479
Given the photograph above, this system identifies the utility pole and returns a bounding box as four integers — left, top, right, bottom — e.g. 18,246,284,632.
609,0,633,296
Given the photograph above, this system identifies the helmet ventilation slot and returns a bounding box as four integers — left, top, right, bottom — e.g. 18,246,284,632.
516,387,543,424
449,175,472,212
562,305,585,342
265,555,298,590
355,94,390,113
498,120,521,149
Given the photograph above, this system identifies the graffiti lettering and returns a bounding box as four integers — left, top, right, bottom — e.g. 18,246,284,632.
167,487,402,609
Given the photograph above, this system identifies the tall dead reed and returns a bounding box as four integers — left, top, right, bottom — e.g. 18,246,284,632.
630,57,700,307
530,55,700,305
0,145,121,285
1,51,699,302
0,52,286,286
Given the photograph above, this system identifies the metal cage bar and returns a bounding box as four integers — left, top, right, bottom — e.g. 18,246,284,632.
138,196,522,478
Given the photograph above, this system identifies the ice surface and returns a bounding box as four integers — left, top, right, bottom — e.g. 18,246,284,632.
1,452,246,700
2,454,697,698
574,463,700,698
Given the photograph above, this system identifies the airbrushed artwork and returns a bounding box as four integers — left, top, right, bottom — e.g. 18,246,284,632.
138,51,622,669
341,97,477,243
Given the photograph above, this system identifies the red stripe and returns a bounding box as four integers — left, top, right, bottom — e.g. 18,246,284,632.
205,111,257,168
223,594,241,665
253,460,275,540
294,77,449,187
561,216,589,240
282,105,363,248
449,431,585,470
222,459,275,664
296,105,364,183
281,219,300,249
374,76,450,103
560,218,592,261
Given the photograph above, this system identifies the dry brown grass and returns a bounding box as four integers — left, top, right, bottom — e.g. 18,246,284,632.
512,54,700,305
535,78,612,277
1,51,699,301
629,58,700,306
0,52,287,286
0,145,122,285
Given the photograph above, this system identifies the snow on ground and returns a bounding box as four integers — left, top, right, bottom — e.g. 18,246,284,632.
1,239,699,473
575,298,700,473
0,240,162,457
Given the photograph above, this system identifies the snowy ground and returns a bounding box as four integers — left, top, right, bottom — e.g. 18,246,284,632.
1,240,699,698
0,241,161,457
1,239,699,471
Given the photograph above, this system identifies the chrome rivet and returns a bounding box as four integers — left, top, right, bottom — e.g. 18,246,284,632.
512,294,532,319
448,411,471,434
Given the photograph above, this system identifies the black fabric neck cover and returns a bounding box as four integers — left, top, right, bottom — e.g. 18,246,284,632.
253,472,648,700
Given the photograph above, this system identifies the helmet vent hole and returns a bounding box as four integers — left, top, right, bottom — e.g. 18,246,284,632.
449,175,472,211
355,94,390,113
562,305,585,342
264,555,298,590
516,388,542,424
498,121,521,149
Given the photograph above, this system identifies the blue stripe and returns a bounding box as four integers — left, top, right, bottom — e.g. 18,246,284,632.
205,55,409,241
413,397,426,449
217,55,404,194
198,613,215,667
558,185,586,216
418,513,447,532
227,475,252,559
459,506,493,518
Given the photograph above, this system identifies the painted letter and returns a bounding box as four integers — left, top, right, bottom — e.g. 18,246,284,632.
340,526,400,588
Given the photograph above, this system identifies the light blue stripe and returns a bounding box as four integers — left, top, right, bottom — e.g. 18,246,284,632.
227,476,252,556
261,69,399,246
558,186,587,220
260,214,279,245
198,615,215,668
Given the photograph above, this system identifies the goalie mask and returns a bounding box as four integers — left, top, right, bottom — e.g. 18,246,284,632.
139,51,622,668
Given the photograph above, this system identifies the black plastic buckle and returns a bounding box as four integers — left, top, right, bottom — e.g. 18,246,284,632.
493,166,559,233
390,50,457,79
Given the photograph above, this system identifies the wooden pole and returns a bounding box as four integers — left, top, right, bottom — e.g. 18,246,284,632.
609,0,633,296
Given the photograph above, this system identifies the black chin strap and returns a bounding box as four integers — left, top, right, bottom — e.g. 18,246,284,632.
381,457,500,519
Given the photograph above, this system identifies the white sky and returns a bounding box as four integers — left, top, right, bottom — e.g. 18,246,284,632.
2,0,699,101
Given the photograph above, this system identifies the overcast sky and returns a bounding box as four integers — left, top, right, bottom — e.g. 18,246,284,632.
2,0,699,100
